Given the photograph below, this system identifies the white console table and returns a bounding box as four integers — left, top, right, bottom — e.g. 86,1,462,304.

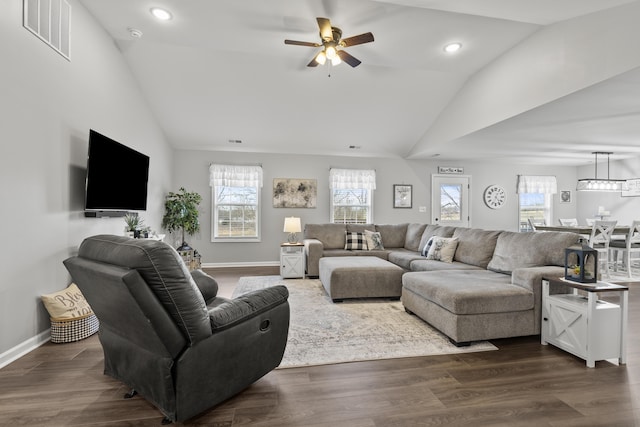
541,277,628,368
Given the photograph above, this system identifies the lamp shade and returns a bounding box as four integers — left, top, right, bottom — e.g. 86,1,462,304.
283,217,301,233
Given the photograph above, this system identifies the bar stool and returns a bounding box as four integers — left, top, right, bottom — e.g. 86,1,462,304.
610,220,640,278
588,220,617,278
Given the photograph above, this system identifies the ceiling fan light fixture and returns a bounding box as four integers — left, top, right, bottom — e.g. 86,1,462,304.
315,51,327,65
331,55,342,66
325,45,337,60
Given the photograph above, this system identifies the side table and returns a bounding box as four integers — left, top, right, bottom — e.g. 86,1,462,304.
541,277,628,368
280,243,305,279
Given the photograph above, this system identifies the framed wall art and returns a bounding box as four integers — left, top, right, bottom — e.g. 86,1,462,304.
393,184,412,208
560,190,571,203
273,178,317,208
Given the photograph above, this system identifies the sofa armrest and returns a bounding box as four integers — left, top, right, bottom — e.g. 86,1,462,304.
304,238,324,277
208,285,289,332
191,269,219,302
511,266,567,293
511,266,569,334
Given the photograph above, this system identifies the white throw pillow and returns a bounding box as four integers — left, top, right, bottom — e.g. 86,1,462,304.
421,237,434,257
426,237,458,263
364,230,385,250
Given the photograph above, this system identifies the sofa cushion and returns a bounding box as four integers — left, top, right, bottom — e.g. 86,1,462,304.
426,237,458,263
346,224,376,233
404,223,427,251
304,223,347,249
410,259,483,271
344,232,367,250
387,248,423,270
402,270,531,315
364,230,385,250
487,231,580,274
452,228,502,269
375,223,408,248
418,225,456,253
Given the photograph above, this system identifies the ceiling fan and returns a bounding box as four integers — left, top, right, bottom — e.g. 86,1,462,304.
284,17,374,68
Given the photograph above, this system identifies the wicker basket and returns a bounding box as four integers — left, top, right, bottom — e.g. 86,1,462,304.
50,314,99,343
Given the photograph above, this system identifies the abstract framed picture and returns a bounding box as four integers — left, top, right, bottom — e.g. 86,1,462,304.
273,178,317,208
393,184,412,208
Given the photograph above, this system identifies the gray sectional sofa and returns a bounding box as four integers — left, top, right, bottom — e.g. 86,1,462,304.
303,223,580,345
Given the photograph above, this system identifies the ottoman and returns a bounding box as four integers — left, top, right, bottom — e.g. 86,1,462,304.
319,256,405,302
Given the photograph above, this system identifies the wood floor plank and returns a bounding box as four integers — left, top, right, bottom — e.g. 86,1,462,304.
0,269,637,426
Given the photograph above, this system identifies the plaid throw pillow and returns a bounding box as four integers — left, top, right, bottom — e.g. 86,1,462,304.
345,232,367,250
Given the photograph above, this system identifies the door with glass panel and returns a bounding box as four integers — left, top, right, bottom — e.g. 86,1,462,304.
431,175,470,228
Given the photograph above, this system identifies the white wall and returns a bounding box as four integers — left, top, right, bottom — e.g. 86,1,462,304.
173,150,579,265
0,1,173,360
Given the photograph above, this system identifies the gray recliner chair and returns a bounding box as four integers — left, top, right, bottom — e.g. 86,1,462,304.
63,235,290,423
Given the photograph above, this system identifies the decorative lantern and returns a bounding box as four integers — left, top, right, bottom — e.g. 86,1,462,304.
564,239,597,283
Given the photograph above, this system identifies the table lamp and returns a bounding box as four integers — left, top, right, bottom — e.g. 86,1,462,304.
283,217,301,244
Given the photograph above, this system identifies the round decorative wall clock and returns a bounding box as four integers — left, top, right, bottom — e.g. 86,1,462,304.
484,184,506,209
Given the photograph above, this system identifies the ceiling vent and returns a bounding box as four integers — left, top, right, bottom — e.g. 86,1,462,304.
23,0,71,60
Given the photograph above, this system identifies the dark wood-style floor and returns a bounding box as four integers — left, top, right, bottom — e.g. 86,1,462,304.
1,267,639,426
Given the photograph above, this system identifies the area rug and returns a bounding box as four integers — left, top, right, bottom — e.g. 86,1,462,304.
233,276,497,368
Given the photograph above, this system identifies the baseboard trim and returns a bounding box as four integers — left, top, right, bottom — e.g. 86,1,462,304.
0,329,51,369
201,261,279,269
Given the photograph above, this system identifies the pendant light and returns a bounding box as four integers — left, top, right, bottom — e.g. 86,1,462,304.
576,152,628,192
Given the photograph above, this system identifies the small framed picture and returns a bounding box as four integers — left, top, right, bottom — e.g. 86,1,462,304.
560,190,571,204
393,184,412,208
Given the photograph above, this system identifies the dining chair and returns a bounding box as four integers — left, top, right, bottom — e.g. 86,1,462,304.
527,218,546,231
559,218,578,226
588,220,618,278
610,220,640,278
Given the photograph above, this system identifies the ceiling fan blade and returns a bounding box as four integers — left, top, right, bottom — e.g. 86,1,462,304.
307,56,320,67
340,32,374,47
337,50,361,67
285,39,321,47
317,17,333,41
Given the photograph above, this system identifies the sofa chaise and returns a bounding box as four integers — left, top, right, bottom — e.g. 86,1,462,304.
303,223,579,345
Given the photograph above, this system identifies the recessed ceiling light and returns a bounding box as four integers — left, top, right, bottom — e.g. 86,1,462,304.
443,42,462,53
150,7,172,21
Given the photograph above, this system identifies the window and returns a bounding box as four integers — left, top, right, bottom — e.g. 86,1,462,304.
517,175,556,232
519,193,552,231
210,164,263,241
329,168,376,224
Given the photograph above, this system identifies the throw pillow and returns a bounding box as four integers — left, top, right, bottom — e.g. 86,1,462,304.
344,231,367,250
426,237,459,263
41,283,94,320
364,230,385,250
421,237,434,257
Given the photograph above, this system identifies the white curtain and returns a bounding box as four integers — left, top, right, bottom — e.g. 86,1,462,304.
209,164,263,188
516,175,557,194
329,168,376,190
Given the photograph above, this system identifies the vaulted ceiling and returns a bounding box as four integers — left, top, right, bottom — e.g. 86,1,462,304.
79,0,640,165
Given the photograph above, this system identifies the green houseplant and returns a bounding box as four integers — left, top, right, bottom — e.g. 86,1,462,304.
123,213,144,238
162,187,202,250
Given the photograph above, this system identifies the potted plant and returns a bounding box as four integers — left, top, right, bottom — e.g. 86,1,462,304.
123,213,144,238
162,187,202,250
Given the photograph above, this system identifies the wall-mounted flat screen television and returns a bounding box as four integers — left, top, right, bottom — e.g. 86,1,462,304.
85,129,149,212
